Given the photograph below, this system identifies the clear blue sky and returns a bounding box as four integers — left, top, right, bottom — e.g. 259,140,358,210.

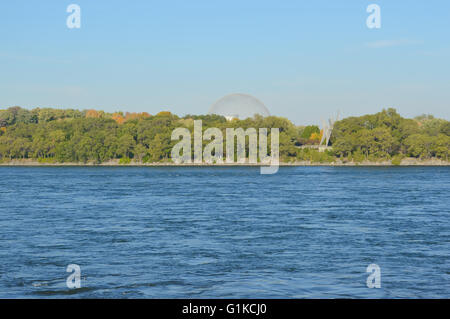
0,0,449,124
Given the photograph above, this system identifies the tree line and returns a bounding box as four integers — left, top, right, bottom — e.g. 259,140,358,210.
0,106,448,163
331,109,450,162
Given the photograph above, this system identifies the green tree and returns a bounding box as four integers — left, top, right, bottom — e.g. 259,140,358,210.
117,134,136,158
300,125,320,139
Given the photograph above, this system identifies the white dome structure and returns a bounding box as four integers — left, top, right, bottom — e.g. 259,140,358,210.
209,93,270,120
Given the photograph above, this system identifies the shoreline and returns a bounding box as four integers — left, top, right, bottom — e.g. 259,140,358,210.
0,158,449,167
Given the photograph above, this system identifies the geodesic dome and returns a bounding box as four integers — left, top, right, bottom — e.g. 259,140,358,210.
209,93,270,120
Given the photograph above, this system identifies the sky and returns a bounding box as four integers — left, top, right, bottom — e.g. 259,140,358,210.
0,0,449,125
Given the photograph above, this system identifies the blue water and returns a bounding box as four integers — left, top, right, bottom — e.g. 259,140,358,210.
0,166,449,298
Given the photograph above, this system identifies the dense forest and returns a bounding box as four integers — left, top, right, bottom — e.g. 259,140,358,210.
0,106,449,164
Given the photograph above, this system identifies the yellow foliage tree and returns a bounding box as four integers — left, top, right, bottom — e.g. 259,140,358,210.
124,112,151,121
86,109,100,118
310,132,321,142
112,112,125,124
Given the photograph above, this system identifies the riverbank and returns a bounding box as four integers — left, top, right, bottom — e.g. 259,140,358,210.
0,158,449,166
